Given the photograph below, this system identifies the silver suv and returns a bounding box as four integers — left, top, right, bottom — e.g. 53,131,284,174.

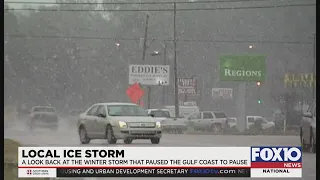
300,100,316,153
78,103,162,144
28,106,59,131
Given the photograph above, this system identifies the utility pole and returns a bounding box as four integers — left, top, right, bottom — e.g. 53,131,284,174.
162,41,167,106
142,14,149,62
313,33,316,100
173,2,179,117
141,14,151,108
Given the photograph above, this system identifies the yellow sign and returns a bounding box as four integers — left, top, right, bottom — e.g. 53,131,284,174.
284,73,316,88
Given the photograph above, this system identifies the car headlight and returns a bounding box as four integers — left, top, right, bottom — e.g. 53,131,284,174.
156,121,161,128
119,121,127,128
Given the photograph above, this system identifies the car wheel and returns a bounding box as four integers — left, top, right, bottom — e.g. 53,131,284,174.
310,132,316,153
300,129,309,152
79,126,90,144
211,124,222,133
124,138,133,144
106,126,117,144
151,137,160,144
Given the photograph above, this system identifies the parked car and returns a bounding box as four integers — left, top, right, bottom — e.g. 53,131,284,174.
300,100,316,153
246,116,275,130
187,111,228,132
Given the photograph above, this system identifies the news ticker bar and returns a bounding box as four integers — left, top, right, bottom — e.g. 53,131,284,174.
57,168,251,177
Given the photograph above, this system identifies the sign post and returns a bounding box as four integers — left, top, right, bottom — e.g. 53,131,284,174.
220,55,266,132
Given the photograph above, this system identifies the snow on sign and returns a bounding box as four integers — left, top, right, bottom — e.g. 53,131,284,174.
129,64,170,86
212,88,233,100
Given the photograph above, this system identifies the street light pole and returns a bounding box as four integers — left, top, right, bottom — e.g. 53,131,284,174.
141,14,150,108
173,2,179,117
142,14,149,62
313,33,316,100
163,41,167,106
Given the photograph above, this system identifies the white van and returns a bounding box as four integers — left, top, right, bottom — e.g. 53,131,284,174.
164,105,200,118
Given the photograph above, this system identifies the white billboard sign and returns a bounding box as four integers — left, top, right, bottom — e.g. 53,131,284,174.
129,64,170,86
212,88,233,99
178,78,197,94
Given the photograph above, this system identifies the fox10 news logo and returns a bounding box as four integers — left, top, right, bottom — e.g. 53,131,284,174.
251,147,302,168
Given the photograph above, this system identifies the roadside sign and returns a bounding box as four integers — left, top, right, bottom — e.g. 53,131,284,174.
183,101,197,106
284,73,316,88
126,83,144,104
212,88,233,99
178,101,197,106
129,64,170,86
178,78,197,94
220,55,266,82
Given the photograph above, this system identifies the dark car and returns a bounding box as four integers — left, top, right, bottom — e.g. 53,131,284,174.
28,106,59,131
300,100,316,153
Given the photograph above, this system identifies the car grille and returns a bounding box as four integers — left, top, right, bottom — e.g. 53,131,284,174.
129,122,155,128
130,131,157,135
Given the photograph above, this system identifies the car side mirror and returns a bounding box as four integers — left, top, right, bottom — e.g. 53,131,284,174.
98,113,106,118
303,112,313,118
149,114,154,117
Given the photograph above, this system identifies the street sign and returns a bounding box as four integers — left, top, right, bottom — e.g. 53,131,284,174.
129,64,170,86
178,78,197,94
219,55,266,82
212,88,233,99
126,83,144,104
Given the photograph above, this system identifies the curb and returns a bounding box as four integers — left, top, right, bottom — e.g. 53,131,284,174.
185,131,299,136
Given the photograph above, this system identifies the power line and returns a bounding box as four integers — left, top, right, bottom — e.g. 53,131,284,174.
5,34,313,44
4,4,315,12
4,0,304,5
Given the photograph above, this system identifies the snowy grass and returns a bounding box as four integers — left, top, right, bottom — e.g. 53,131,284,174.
4,138,49,180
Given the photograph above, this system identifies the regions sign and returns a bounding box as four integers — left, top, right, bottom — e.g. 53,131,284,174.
129,65,170,86
212,88,233,100
178,78,197,94
220,55,266,82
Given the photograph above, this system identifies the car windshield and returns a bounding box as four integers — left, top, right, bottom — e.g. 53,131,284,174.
108,105,148,116
33,107,55,113
150,110,171,118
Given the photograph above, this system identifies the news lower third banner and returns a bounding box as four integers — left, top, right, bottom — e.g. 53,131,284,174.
18,147,302,178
